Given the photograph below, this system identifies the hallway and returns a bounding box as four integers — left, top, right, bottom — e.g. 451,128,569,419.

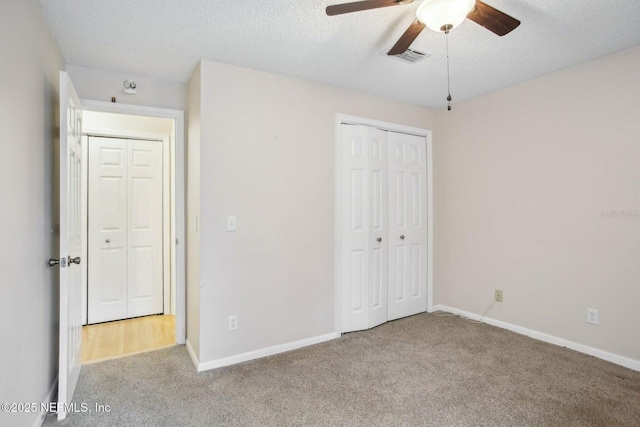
82,315,175,363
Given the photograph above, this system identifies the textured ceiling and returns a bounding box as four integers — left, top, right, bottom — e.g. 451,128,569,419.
38,0,640,108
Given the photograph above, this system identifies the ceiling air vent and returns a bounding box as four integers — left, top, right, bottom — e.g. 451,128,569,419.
384,48,430,64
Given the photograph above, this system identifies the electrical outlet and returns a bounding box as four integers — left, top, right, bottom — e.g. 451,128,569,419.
228,315,238,331
494,289,503,302
587,308,599,325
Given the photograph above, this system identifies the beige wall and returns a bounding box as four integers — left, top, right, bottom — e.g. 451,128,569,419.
67,65,187,111
435,45,640,362
0,0,65,426
194,60,437,363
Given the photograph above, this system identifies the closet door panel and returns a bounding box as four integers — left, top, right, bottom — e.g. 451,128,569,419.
88,137,128,324
340,125,389,332
367,129,388,329
127,139,164,318
388,132,427,321
340,126,371,332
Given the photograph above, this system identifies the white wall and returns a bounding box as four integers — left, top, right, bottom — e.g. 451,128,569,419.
435,45,640,363
67,65,187,111
191,60,437,365
0,1,65,426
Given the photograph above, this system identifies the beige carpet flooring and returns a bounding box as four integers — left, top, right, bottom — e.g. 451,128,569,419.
45,313,640,426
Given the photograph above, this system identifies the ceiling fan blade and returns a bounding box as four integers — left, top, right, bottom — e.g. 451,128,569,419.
387,19,426,55
467,0,520,36
326,0,403,16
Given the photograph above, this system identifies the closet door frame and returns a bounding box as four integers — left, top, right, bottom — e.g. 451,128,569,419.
84,129,171,324
334,114,433,334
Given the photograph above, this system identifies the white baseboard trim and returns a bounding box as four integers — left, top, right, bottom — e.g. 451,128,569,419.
432,304,640,372
185,338,199,370
196,332,341,372
30,376,57,427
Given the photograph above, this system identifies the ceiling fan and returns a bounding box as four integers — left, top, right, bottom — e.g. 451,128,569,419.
326,0,520,56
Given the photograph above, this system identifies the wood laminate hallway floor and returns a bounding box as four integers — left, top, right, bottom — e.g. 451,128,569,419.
82,314,175,364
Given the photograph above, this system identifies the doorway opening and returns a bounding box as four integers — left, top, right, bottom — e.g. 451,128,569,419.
81,314,175,363
79,105,185,363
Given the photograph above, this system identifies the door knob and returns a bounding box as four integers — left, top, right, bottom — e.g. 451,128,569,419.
48,258,66,267
105,239,111,243
400,235,405,240
68,256,81,265
376,237,382,242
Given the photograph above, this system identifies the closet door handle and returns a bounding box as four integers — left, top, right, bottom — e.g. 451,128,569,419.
376,237,382,243
400,235,405,240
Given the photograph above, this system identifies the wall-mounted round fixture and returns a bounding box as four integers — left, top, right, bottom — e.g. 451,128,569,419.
416,0,475,33
123,79,137,94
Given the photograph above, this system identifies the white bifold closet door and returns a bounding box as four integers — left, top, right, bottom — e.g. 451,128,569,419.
340,124,427,333
340,125,389,332
386,131,428,321
88,136,163,324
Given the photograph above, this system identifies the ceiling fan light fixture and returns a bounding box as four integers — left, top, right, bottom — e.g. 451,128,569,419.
416,0,475,32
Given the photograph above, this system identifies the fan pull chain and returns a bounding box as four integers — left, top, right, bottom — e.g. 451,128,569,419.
445,29,452,111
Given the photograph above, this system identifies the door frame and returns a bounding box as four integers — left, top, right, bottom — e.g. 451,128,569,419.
84,132,171,322
81,100,186,344
334,114,434,334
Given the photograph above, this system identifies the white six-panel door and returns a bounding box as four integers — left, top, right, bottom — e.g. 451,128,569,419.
88,137,128,323
127,139,164,318
387,132,428,321
340,125,388,332
88,137,163,324
58,71,84,421
339,124,427,333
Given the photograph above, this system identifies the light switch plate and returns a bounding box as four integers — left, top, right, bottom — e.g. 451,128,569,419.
227,215,237,232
